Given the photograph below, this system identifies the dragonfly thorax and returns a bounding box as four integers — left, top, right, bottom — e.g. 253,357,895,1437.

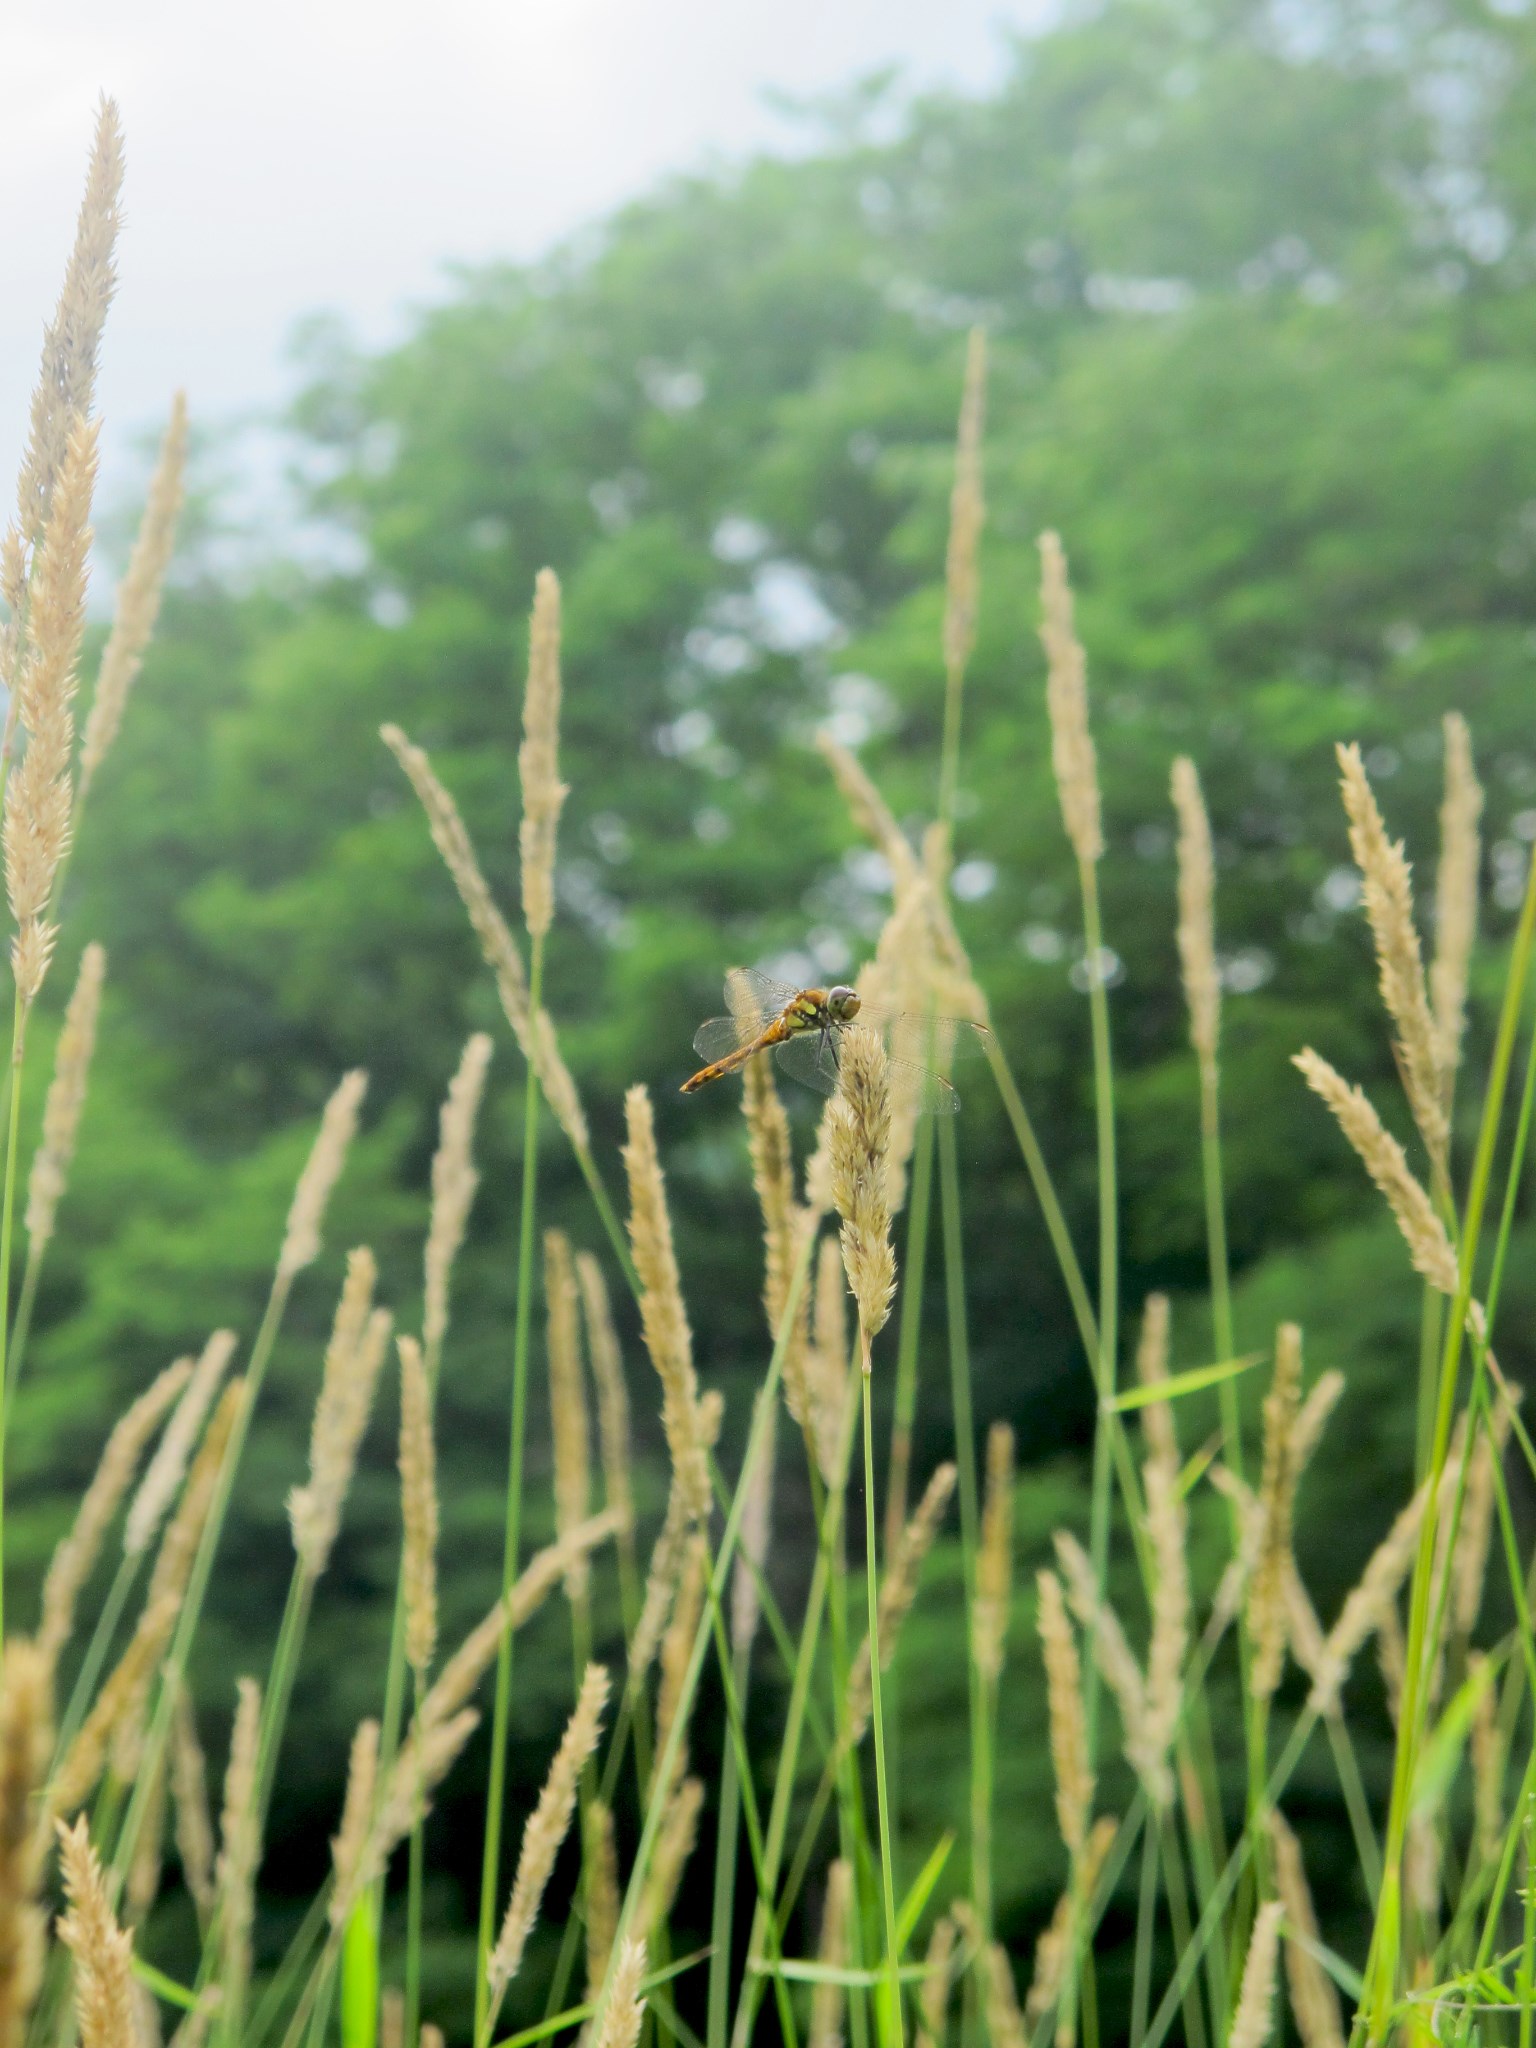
783,985,861,1033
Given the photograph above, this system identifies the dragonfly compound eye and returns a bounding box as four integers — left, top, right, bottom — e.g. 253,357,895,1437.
828,985,861,1023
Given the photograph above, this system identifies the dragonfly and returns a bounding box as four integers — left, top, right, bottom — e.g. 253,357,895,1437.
681,967,990,1115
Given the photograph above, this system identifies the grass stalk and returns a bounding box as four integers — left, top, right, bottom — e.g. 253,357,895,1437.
1077,859,1119,1767
863,1369,904,2048
474,931,547,2042
406,1669,426,2048
707,1638,750,2048
1129,1812,1159,2048
883,1115,935,1563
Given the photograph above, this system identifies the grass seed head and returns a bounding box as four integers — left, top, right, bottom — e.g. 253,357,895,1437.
1171,757,1219,1073
1336,741,1448,1170
544,1230,592,1597
827,1027,896,1356
1038,531,1102,868
488,1664,610,2006
623,1085,710,1522
38,1357,191,1673
54,1813,135,2048
1431,712,1482,1094
78,394,188,798
398,1335,440,1674
518,568,567,942
277,1070,367,1281
423,1032,492,1375
26,942,105,1251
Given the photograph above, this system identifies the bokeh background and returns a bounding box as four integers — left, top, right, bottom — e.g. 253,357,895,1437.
9,0,1536,2031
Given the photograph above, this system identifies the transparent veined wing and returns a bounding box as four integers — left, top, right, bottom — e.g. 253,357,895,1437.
775,1012,966,1115
692,1013,754,1063
731,966,804,1025
691,967,797,1062
883,1051,962,1116
772,1027,843,1098
870,1006,991,1069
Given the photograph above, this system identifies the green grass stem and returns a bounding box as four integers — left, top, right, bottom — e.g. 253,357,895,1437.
475,930,548,2046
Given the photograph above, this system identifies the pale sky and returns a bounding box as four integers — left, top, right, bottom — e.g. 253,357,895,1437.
2,0,1050,530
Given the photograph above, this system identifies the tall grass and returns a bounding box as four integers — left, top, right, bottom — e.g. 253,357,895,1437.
6,99,1536,2048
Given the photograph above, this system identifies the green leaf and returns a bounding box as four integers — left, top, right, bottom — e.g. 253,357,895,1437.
1109,1355,1265,1413
131,1959,200,2014
756,1961,936,1987
1411,1657,1498,1819
894,1832,955,1955
491,1949,712,2048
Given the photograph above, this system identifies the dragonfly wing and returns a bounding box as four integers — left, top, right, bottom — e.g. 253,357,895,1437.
740,965,811,1010
880,1011,992,1066
887,1054,961,1116
772,1028,842,1098
693,1014,754,1063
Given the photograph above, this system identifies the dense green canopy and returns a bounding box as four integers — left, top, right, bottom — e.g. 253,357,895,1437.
18,0,1536,2015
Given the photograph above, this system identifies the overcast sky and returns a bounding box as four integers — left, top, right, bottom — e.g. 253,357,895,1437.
3,0,1050,524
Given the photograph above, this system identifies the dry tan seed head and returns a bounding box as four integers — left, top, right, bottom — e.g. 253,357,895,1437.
54,1812,135,2048
518,569,567,942
827,1028,896,1356
170,1685,215,1927
592,1936,649,2048
423,1032,492,1376
277,1071,367,1281
78,394,189,800
1431,713,1482,1095
398,1336,440,1674
37,1358,191,1673
7,418,99,1010
15,99,123,548
1249,1324,1304,1701
1134,1293,1177,1476
1336,741,1448,1171
487,1663,609,2007
288,1252,388,1578
576,1251,634,1538
1036,1569,1091,1859
127,1330,238,1561
974,1423,1015,1684
1229,1899,1285,2048
1038,532,1102,868
583,1799,620,2000
216,1679,262,2000
846,1463,955,1747
623,1086,710,1522
1294,1050,1457,1295
731,1400,776,1659
327,1719,379,1931
0,1641,53,2048
26,942,105,1251
544,1230,592,1598
1171,758,1219,1074
809,1858,853,2048
381,723,589,1151
1270,1809,1345,2048
641,1776,704,1938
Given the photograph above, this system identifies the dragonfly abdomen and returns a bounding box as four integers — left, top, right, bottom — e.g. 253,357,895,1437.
680,1020,793,1094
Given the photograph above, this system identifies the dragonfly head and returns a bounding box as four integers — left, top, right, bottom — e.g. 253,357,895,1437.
827,985,862,1025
